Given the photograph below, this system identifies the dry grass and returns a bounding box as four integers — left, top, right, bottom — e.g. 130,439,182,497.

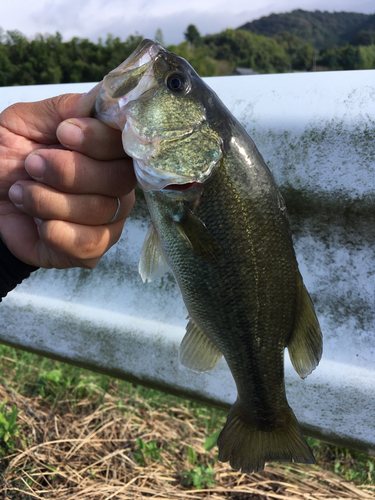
1,382,374,500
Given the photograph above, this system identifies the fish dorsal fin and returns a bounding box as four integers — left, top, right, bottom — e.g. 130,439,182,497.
287,272,323,379
173,207,223,264
138,223,169,283
179,317,223,372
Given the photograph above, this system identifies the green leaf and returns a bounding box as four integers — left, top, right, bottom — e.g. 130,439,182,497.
203,430,220,451
187,446,196,465
43,369,63,383
0,398,7,412
8,406,18,428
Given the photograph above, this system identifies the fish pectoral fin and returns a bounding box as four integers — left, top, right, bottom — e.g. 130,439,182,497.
287,271,323,379
172,207,223,264
138,223,169,283
179,317,222,372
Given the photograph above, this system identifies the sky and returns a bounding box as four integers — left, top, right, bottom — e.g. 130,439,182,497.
1,0,374,46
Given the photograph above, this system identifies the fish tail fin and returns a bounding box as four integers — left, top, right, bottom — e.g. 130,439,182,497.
217,399,315,473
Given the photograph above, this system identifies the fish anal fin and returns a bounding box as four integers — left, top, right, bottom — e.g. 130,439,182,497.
288,272,323,379
217,399,315,473
179,317,222,372
138,223,169,283
172,207,223,264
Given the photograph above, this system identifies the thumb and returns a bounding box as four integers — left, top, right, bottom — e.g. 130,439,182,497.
1,82,102,145
66,81,103,118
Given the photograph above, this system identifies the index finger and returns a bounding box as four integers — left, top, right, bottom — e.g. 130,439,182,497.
56,117,126,160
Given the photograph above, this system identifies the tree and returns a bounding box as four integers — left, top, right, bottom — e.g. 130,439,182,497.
319,44,361,70
167,41,217,76
358,44,375,69
274,31,314,70
204,29,290,74
0,42,13,86
184,25,201,46
351,29,375,46
155,28,165,47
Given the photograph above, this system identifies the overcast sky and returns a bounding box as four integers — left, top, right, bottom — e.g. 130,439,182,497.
1,0,374,46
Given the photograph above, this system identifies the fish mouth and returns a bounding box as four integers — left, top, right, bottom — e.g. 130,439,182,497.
103,39,161,101
163,182,198,191
133,158,201,193
92,39,162,128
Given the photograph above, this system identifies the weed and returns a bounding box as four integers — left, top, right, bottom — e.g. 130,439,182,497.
1,345,375,488
183,443,216,490
307,437,375,485
0,398,20,457
203,430,221,452
182,465,216,489
187,445,197,465
134,438,162,466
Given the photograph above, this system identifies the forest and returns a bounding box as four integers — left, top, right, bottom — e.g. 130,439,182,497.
0,9,375,86
239,9,375,49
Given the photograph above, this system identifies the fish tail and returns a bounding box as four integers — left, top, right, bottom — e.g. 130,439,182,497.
217,399,315,473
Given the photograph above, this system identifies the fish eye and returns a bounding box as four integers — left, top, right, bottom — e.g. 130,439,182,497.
166,72,187,92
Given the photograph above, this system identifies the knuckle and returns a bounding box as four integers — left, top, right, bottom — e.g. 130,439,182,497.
48,94,75,118
85,122,123,160
41,221,108,260
22,183,42,213
40,220,65,249
35,188,55,216
53,151,79,190
84,195,114,224
74,226,111,258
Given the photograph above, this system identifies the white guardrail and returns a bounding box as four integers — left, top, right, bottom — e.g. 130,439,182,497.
0,70,374,455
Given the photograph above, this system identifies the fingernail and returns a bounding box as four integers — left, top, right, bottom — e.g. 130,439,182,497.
9,184,23,206
57,120,84,148
25,152,46,179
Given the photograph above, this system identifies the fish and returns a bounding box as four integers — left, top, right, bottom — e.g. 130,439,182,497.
93,39,323,473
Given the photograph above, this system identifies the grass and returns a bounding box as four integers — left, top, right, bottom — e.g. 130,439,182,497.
0,344,374,499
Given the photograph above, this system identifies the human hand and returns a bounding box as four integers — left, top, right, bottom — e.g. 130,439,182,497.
0,86,136,269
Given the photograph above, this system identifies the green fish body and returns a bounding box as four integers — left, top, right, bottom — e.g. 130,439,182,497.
93,39,323,473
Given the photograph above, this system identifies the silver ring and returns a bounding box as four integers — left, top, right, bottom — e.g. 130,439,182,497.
108,197,121,224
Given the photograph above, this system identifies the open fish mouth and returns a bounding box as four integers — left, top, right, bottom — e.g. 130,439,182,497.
132,158,198,192
103,40,160,103
92,39,162,128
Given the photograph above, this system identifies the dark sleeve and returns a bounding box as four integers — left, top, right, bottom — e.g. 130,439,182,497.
0,239,39,301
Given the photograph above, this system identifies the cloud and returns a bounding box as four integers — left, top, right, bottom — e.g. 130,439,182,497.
0,0,374,46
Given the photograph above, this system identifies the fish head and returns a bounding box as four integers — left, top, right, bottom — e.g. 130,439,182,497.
93,39,223,192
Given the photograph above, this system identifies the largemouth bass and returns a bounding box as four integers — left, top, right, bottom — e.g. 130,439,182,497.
93,39,323,473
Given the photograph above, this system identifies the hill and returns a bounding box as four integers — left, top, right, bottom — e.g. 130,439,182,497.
238,9,375,49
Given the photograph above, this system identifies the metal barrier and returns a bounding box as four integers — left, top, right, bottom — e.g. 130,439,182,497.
0,70,374,454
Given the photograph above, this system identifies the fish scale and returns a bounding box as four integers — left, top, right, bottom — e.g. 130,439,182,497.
93,38,323,473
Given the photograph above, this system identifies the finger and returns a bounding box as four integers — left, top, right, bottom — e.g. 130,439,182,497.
57,117,126,160
25,149,136,197
1,88,101,144
36,218,125,269
9,181,135,226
